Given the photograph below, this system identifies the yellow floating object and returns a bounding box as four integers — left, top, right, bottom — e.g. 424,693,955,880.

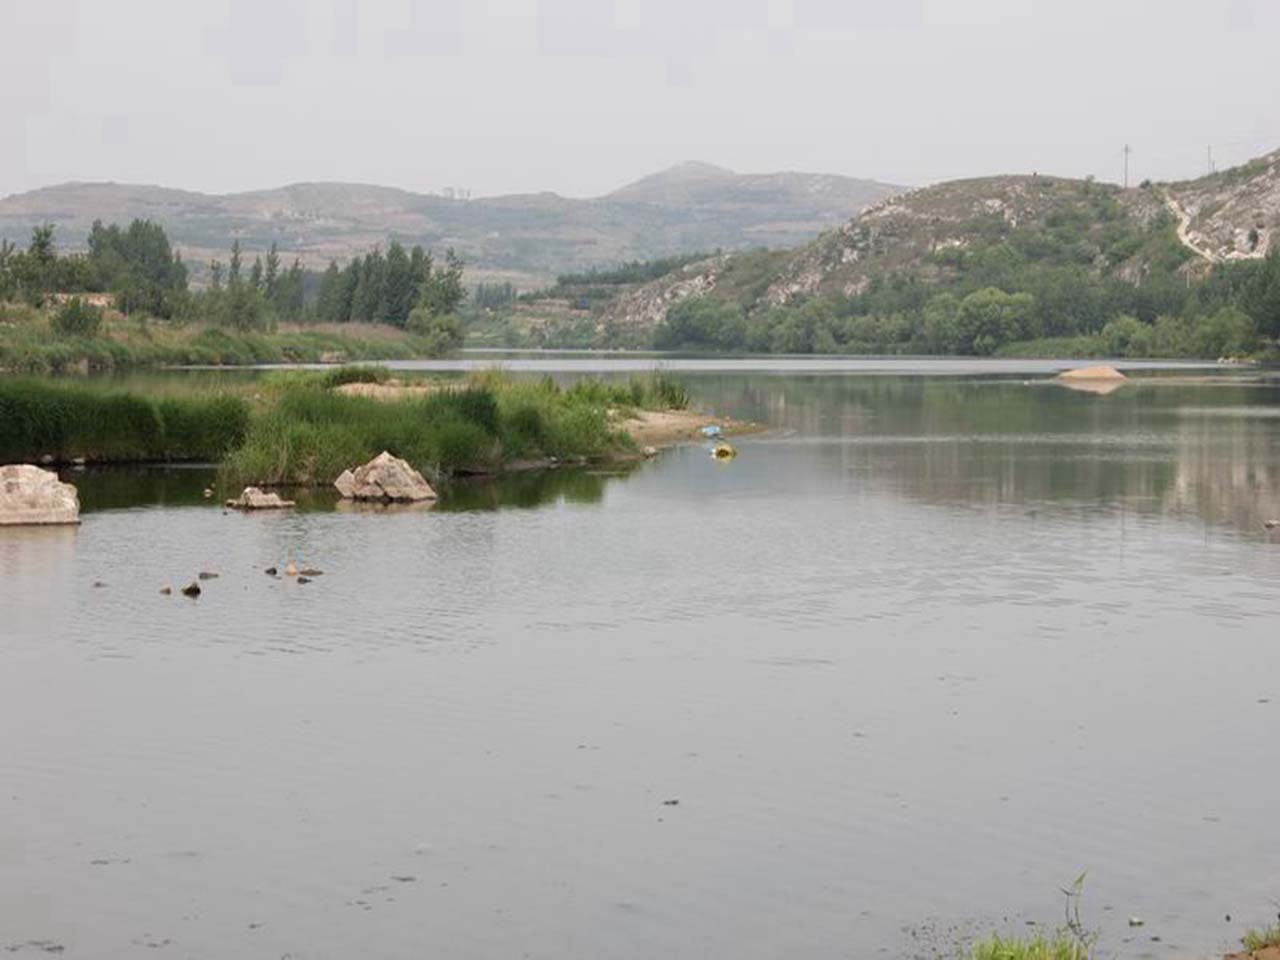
711,442,737,460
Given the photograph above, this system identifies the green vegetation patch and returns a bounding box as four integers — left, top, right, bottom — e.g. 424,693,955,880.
0,379,250,462
970,933,1091,960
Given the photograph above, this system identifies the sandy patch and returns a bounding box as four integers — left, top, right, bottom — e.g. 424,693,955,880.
1226,948,1280,960
615,408,758,448
1057,365,1127,381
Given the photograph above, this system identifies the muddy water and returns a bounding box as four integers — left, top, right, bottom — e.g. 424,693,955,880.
3,362,1280,959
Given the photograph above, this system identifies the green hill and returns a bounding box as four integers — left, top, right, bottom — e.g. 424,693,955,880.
531,150,1280,357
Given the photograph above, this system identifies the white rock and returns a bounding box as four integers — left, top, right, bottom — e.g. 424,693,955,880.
0,464,80,526
334,451,436,502
225,486,296,510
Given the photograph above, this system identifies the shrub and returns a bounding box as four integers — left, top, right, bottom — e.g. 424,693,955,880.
52,298,103,338
320,365,391,388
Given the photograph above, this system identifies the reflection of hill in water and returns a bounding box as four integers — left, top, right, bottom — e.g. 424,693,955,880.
689,374,1280,534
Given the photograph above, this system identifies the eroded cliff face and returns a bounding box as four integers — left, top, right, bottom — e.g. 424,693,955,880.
1165,149,1280,262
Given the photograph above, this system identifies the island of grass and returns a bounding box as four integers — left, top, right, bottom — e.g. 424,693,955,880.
0,370,752,496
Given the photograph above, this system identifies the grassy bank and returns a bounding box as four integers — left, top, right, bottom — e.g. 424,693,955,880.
0,379,251,462
0,304,452,373
0,370,691,489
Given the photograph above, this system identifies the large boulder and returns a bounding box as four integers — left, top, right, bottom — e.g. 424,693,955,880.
225,486,296,510
0,464,80,526
335,451,436,502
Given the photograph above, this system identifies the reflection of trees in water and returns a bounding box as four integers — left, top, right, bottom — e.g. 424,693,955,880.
689,374,1280,532
441,467,618,511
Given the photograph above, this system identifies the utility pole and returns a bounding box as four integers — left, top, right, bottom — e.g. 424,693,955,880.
1123,143,1131,188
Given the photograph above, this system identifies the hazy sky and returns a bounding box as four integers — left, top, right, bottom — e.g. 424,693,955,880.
3,0,1278,199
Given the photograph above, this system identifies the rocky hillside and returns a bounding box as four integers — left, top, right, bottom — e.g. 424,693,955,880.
588,148,1280,337
0,165,900,289
1163,148,1280,262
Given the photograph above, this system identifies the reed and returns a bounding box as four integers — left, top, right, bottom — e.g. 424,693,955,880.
0,379,250,462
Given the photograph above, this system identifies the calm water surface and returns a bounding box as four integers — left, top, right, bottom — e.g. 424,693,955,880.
3,360,1280,959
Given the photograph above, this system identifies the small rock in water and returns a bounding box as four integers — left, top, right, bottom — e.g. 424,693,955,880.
160,586,172,596
662,799,680,806
197,571,219,580
92,580,107,589
1265,519,1279,530
298,568,323,577
297,576,312,584
264,566,278,576
642,445,658,458
1128,917,1144,927
181,581,202,598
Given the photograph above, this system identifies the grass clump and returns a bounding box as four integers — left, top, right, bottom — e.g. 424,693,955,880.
1243,924,1280,953
0,379,250,462
564,373,689,411
971,933,1090,960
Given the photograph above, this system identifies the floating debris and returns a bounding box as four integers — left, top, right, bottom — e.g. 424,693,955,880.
711,442,737,460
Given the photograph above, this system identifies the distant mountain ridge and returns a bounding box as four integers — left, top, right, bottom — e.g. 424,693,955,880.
0,165,903,288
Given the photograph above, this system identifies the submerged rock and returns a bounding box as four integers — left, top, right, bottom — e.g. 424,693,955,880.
0,464,80,526
225,487,296,510
181,581,202,598
335,451,436,502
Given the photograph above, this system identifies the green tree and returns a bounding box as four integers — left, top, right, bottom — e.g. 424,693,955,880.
416,248,466,318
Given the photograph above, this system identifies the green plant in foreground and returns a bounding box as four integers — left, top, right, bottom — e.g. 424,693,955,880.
971,932,1090,960
971,874,1095,960
1243,923,1280,953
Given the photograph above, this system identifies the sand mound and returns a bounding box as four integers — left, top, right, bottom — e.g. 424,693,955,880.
1057,365,1127,381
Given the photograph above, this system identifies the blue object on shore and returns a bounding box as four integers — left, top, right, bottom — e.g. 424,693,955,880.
700,424,723,438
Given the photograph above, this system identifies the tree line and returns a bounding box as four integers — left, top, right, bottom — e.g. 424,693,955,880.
0,222,470,352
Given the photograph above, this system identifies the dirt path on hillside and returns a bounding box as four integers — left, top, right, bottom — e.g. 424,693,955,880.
1163,190,1218,264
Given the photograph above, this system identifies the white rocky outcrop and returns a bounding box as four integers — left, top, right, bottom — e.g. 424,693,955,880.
334,451,436,502
0,464,80,525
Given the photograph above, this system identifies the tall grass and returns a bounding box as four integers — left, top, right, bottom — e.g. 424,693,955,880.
219,373,639,487
0,379,250,462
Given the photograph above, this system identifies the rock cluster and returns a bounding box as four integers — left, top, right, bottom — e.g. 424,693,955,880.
334,452,436,502
0,464,80,525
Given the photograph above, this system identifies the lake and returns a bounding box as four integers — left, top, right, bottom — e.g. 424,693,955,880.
3,357,1280,959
